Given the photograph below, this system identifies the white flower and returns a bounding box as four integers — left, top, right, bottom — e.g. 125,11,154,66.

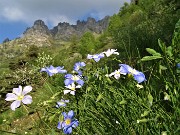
5,85,32,111
107,69,126,79
103,49,119,57
64,83,81,95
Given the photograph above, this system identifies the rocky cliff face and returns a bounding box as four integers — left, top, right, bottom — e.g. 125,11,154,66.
22,20,53,46
50,16,110,41
1,16,110,47
21,16,110,46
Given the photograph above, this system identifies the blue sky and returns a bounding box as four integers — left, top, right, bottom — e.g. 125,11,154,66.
0,0,130,43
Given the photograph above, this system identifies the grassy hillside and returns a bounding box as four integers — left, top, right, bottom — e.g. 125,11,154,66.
0,0,180,134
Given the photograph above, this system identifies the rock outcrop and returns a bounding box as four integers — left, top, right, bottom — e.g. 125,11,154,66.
22,20,53,46
50,16,110,41
23,16,109,46
2,16,110,47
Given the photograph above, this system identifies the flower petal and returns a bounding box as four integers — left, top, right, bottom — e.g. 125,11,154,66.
64,79,74,86
114,74,120,79
65,74,73,79
77,79,84,86
59,69,67,74
11,100,21,111
119,64,129,74
134,73,146,83
94,57,100,62
22,86,32,95
72,120,79,128
57,121,63,129
13,86,22,96
63,127,72,134
76,85,82,89
70,91,75,95
67,110,74,118
87,54,93,59
40,68,47,72
5,93,17,101
22,95,32,104
62,112,67,119
56,101,66,107
64,90,71,95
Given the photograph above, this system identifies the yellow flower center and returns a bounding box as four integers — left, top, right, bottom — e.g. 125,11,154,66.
129,68,137,75
17,95,24,101
72,75,79,81
115,70,120,75
128,74,133,78
70,87,76,91
65,118,71,125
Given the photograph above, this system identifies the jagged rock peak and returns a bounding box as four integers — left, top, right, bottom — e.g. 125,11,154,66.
87,17,96,23
32,19,49,31
34,20,46,26
57,22,70,27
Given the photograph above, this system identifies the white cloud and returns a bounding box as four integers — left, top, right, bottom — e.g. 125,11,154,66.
2,7,24,21
0,0,130,26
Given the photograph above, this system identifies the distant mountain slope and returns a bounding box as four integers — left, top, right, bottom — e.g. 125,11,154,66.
1,16,110,47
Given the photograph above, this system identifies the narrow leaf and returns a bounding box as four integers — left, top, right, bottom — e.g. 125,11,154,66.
146,48,161,56
148,93,153,106
141,56,162,61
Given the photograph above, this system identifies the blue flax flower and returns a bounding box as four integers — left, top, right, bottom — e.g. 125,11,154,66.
40,65,67,76
73,62,86,75
64,74,84,86
57,110,79,134
177,63,180,69
87,53,104,62
119,64,146,83
5,85,32,111
56,99,69,108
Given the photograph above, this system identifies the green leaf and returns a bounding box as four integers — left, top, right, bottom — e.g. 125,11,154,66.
166,46,173,57
48,114,56,123
137,118,148,123
106,77,113,84
159,65,167,70
158,39,166,52
96,93,103,102
141,56,162,61
120,100,127,105
87,87,92,92
146,48,161,56
141,110,150,117
148,93,153,106
174,19,180,32
159,65,167,74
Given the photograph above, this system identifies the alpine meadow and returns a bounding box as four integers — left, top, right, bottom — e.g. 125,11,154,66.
0,0,180,134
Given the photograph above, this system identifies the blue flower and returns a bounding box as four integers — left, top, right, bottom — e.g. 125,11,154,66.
177,63,180,69
40,65,67,76
74,62,86,71
57,110,79,134
87,53,104,62
119,64,146,83
56,99,69,108
64,74,84,86
73,62,86,75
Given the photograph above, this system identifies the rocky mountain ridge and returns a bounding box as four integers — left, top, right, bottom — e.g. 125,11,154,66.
1,16,110,47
